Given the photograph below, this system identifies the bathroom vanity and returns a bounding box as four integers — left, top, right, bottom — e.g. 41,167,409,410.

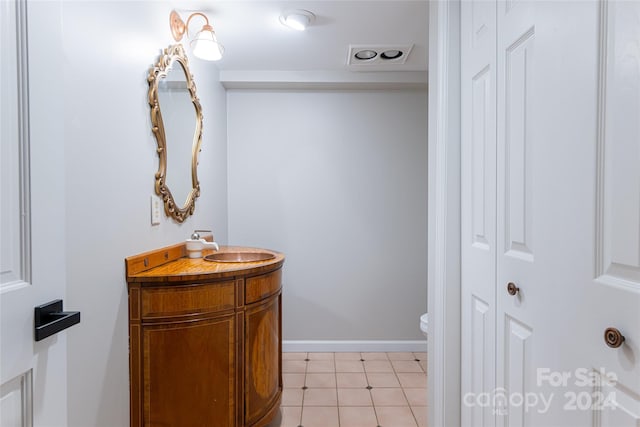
125,243,284,427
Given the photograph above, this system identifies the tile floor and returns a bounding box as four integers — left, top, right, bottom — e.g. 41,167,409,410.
267,352,427,427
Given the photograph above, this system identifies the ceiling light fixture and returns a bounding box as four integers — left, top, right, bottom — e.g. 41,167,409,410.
347,44,414,68
279,9,315,31
170,10,224,61
354,50,378,60
380,50,403,60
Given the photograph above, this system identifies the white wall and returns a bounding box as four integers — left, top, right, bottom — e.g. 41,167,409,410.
227,90,428,342
53,2,228,425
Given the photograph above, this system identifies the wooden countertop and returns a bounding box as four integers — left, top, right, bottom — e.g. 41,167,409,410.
126,245,285,284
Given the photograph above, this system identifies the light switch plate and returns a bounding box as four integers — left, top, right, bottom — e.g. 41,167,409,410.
151,195,162,225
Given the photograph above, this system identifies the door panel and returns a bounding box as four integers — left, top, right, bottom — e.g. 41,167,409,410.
595,0,640,288
469,296,491,425
495,1,539,425
502,27,534,262
598,380,640,426
461,0,497,425
1,0,34,422
497,0,604,425
1,0,67,425
592,2,640,423
0,373,32,427
471,66,493,250
502,316,533,426
0,0,27,291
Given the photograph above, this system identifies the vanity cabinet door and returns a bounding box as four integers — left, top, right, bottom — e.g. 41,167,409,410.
142,315,235,427
244,294,282,426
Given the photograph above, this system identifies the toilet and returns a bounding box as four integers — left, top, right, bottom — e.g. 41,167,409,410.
419,313,428,339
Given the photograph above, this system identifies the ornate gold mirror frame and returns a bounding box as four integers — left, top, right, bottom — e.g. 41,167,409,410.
147,44,203,223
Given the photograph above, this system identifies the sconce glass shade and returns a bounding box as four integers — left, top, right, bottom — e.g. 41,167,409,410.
190,25,224,61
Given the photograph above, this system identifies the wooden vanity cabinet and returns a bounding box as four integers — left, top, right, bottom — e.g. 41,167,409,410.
126,249,283,427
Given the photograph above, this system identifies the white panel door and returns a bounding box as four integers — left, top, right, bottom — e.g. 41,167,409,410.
1,0,68,425
495,0,640,425
461,0,497,425
494,2,537,423
1,1,35,424
461,0,640,425
493,0,596,424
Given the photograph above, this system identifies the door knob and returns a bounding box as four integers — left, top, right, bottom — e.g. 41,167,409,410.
604,327,625,348
507,282,520,296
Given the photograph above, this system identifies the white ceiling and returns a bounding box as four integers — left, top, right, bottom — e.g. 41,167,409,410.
178,1,429,88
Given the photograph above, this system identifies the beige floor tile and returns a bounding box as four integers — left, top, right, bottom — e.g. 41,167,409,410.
307,352,335,360
305,373,337,388
397,373,427,388
335,352,363,360
283,352,307,360
266,406,302,427
366,372,401,388
364,360,394,373
411,405,428,427
376,406,418,427
303,388,338,406
283,360,307,373
339,406,378,427
281,388,303,406
337,388,373,406
301,406,339,427
404,388,427,406
279,355,429,426
337,372,368,388
392,360,424,373
307,360,335,373
283,373,305,388
387,352,416,360
360,352,388,360
371,388,408,406
336,360,365,373
281,406,302,427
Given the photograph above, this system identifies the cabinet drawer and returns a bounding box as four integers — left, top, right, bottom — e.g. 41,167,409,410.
245,269,282,304
141,281,235,320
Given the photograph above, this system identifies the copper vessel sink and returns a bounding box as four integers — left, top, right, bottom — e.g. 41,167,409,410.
203,251,275,263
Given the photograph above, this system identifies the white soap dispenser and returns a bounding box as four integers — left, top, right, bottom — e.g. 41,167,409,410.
185,230,220,259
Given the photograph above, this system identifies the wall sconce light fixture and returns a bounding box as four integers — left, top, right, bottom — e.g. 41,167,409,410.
170,10,224,61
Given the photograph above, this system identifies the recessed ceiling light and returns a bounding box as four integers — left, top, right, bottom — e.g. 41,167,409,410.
279,10,315,31
346,44,413,67
380,50,404,60
354,50,378,60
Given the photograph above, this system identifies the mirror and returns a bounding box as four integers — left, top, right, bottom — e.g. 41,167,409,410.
147,44,203,223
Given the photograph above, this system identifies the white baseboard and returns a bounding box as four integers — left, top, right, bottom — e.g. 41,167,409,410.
282,340,428,353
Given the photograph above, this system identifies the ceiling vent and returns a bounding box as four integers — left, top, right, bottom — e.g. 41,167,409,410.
347,44,414,69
